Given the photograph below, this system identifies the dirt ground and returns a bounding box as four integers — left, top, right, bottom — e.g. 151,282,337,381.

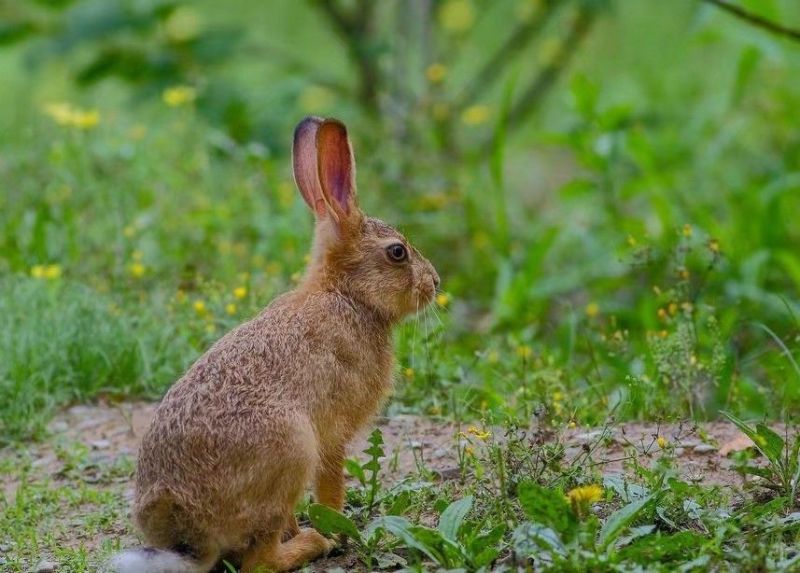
1,401,770,571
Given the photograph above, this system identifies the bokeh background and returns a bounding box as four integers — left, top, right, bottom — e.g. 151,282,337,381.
2,0,800,442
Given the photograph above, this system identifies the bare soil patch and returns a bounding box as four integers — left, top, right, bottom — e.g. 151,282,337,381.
1,401,773,571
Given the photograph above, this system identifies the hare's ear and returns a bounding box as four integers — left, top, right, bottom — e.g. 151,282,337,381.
293,116,328,217
316,118,358,224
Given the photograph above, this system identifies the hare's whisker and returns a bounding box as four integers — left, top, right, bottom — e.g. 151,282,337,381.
411,297,420,368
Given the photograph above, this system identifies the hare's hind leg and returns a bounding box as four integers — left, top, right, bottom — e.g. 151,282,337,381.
241,528,331,573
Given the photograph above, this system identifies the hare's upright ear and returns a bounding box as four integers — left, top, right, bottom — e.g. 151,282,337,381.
316,119,358,225
293,116,328,217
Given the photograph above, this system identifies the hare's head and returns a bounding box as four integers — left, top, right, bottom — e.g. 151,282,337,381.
293,117,439,323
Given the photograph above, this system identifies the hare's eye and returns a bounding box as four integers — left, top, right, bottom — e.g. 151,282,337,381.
386,243,408,263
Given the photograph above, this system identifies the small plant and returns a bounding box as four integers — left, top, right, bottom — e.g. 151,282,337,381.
309,495,503,571
512,480,659,569
724,412,800,503
344,428,385,512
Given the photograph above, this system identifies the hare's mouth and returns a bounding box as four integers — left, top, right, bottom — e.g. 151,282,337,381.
414,285,436,309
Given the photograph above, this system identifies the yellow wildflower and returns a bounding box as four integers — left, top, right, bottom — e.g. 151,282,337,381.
44,103,100,130
193,300,207,315
32,264,62,280
566,484,603,506
668,302,678,316
403,367,415,379
129,262,146,278
627,235,637,247
435,292,450,308
234,286,247,300
657,308,668,320
657,436,668,449
163,85,196,107
567,420,577,429
467,426,492,441
678,268,690,280
44,103,74,125
425,63,447,83
461,104,491,126
682,224,693,238
516,345,533,360
708,239,720,253
44,265,62,279
225,303,237,316
439,0,475,33
585,302,600,318
70,109,100,129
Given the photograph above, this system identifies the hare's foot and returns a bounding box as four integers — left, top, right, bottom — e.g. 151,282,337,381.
242,528,332,573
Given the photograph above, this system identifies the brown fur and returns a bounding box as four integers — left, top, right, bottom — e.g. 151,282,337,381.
128,117,438,573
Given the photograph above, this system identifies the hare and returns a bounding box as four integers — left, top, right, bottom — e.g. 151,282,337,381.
110,117,439,573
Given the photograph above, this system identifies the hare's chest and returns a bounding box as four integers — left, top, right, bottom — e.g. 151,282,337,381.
314,338,393,440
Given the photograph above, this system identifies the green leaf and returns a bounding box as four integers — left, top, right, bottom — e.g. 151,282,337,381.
410,525,461,566
307,504,362,543
438,496,473,542
598,494,655,547
378,516,445,564
469,524,506,567
469,523,506,555
344,458,366,486
724,412,784,468
617,531,706,563
755,423,786,464
517,481,577,539
366,515,408,544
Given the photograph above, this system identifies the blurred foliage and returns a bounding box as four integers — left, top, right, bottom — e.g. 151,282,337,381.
1,0,800,440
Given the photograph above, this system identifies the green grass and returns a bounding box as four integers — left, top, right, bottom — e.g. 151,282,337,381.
0,277,196,442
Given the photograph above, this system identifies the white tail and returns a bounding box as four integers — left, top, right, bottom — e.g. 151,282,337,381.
107,547,205,573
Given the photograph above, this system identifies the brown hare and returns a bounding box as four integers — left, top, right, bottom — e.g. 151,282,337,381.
110,117,439,573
